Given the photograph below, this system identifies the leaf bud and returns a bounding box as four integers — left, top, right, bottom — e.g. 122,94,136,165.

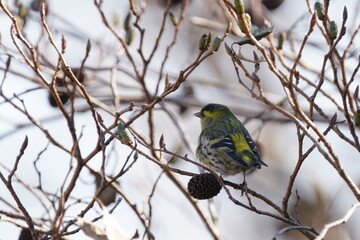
18,3,29,20
169,12,179,26
329,20,338,40
86,39,91,53
124,12,132,31
117,123,133,144
314,2,325,21
238,13,251,33
277,32,286,49
224,42,233,55
234,0,245,15
198,33,209,51
355,110,360,127
126,29,135,45
329,113,337,126
61,35,67,51
159,134,166,149
211,36,222,51
343,6,348,22
207,31,212,46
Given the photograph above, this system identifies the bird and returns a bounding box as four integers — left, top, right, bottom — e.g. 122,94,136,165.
194,103,267,187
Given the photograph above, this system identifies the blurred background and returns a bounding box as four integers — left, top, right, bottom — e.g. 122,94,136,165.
1,0,360,239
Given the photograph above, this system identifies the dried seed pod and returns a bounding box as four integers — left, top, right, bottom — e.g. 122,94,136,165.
48,92,70,107
262,0,285,10
187,173,221,199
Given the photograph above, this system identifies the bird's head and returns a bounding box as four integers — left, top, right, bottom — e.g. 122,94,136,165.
194,103,233,129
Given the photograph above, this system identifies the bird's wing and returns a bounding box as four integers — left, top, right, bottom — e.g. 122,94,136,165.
240,125,268,167
209,133,255,168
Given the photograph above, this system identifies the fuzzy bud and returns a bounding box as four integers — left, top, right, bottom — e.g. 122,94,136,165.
18,3,29,20
207,31,212,46
211,36,222,51
314,2,325,21
234,0,245,15
124,12,132,31
198,33,209,51
117,123,133,144
169,12,179,26
329,21,338,40
277,32,286,49
238,13,252,33
126,29,135,45
355,110,360,127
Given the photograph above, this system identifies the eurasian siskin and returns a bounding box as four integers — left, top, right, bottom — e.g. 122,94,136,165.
194,103,267,179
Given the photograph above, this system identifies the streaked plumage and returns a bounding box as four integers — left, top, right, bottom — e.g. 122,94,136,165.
195,103,267,176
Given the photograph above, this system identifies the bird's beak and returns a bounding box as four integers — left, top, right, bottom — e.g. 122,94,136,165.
193,112,202,118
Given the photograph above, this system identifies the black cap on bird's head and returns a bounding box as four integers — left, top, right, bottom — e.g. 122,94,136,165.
194,103,232,118
202,103,227,112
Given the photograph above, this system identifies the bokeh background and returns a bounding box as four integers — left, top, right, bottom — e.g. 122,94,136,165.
1,0,360,239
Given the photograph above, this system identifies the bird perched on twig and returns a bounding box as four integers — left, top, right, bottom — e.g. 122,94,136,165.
194,103,267,188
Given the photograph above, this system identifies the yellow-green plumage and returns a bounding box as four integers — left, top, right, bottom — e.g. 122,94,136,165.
195,103,267,176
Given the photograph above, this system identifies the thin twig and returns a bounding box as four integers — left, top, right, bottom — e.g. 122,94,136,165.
314,203,360,240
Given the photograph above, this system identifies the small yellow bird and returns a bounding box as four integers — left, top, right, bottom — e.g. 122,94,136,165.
194,103,267,181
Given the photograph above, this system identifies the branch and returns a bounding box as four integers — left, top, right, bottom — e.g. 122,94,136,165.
315,203,360,240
